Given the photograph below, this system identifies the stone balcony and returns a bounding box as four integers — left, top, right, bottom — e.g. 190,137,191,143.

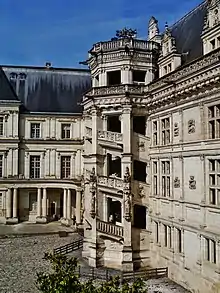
96,219,124,238
97,175,123,190
98,130,123,144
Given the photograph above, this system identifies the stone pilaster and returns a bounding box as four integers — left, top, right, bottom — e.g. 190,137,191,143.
67,189,71,219
12,188,18,218
37,188,42,218
41,188,47,223
63,189,67,219
6,189,12,219
76,189,82,224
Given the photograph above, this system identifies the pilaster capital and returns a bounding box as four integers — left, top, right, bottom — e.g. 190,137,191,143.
122,107,132,114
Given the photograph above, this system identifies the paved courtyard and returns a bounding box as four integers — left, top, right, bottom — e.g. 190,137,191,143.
0,223,189,293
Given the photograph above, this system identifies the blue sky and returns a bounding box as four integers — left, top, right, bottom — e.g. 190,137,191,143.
0,0,202,68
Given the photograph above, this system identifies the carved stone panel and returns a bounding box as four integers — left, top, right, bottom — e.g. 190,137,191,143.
188,120,195,134
173,123,179,137
174,177,180,188
189,176,196,190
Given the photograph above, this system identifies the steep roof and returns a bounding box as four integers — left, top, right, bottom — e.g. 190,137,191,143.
2,66,91,113
0,67,18,102
168,0,208,64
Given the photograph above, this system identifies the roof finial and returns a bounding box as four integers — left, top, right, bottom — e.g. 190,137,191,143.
165,22,169,31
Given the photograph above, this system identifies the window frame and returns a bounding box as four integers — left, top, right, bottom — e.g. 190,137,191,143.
30,155,41,179
30,123,41,139
61,156,71,179
61,124,71,139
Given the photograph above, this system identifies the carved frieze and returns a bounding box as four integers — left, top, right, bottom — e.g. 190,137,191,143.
173,123,179,137
123,167,132,221
188,119,195,134
189,176,196,190
174,177,180,188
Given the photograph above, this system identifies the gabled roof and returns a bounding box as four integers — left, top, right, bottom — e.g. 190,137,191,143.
0,67,18,102
168,1,208,64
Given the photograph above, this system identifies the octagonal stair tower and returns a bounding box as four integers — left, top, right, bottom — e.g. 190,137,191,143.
81,29,160,271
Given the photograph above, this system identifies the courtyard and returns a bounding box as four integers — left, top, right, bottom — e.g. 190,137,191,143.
0,223,189,293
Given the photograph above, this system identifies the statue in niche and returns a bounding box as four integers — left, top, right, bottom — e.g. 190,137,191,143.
188,119,196,134
90,167,96,182
124,167,131,183
90,190,96,218
213,9,219,25
174,177,180,188
189,176,196,190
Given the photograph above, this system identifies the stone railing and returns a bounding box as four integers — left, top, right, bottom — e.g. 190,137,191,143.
97,175,123,190
98,130,123,143
85,84,144,97
92,39,159,53
85,127,92,138
97,219,124,238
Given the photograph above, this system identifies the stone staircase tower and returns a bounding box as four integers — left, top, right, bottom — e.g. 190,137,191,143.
81,28,160,271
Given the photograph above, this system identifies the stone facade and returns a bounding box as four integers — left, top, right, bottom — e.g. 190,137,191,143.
1,1,220,292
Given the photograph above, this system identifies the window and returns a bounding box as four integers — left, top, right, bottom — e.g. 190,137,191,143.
153,121,158,146
161,117,170,145
0,117,3,136
31,123,40,139
61,124,71,139
133,116,146,135
133,205,147,229
30,156,40,179
205,237,216,264
176,228,182,253
209,159,220,205
133,160,147,182
61,156,71,179
208,104,220,139
0,155,3,178
133,70,146,83
161,161,171,197
107,70,121,86
210,39,216,50
153,161,158,195
164,224,172,248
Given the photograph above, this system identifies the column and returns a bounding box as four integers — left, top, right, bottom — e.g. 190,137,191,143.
37,188,42,217
6,189,12,218
42,188,47,218
67,189,71,219
12,188,18,218
76,189,81,224
63,189,67,219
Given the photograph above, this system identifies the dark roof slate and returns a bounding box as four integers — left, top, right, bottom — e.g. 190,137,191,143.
2,67,91,113
0,67,18,102
168,1,208,64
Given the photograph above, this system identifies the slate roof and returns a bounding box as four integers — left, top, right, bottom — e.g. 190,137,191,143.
0,67,19,102
168,0,208,64
2,66,91,114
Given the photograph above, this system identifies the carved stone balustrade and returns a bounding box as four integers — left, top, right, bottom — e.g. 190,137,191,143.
98,175,123,190
91,38,159,53
97,219,124,238
85,127,92,139
85,84,145,98
98,130,123,143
